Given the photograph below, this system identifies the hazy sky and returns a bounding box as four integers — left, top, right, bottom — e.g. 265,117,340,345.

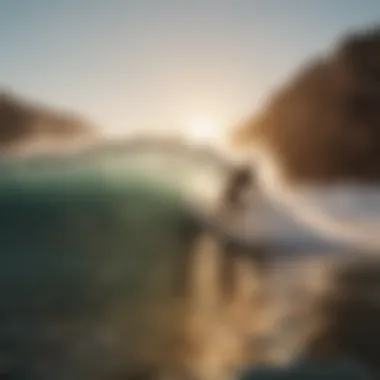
1,0,380,136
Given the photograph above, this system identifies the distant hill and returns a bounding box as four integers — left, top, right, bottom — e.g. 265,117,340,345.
0,91,98,154
232,25,380,183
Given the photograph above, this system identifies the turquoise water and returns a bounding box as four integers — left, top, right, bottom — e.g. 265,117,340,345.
0,152,202,377
0,154,190,305
0,147,234,378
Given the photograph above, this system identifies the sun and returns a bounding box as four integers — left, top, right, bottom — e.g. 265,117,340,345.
186,117,221,144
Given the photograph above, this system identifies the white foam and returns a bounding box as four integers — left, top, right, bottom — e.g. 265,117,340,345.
247,145,380,251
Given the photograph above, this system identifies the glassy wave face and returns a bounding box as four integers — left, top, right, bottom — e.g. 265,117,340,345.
0,143,235,379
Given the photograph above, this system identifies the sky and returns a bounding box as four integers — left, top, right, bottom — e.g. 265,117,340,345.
1,0,380,137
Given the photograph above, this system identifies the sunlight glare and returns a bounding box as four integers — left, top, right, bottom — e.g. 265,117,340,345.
186,118,221,144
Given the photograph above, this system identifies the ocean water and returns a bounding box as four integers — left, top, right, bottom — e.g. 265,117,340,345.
0,149,220,379
0,145,375,380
